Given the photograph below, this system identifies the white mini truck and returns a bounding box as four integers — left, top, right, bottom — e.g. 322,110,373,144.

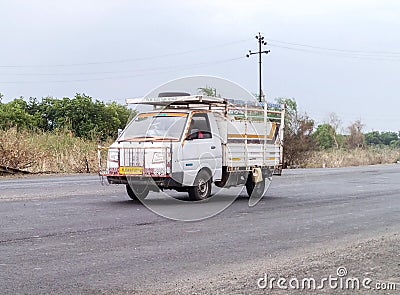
99,93,285,201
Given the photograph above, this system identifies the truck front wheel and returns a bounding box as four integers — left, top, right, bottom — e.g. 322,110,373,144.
188,170,212,201
126,184,149,201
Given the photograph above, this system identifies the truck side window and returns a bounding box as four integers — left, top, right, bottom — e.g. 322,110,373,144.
188,113,212,139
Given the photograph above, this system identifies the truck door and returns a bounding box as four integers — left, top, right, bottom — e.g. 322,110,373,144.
179,113,222,186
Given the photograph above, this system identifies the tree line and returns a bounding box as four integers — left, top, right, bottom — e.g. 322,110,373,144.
276,98,400,167
0,93,132,140
1,92,398,167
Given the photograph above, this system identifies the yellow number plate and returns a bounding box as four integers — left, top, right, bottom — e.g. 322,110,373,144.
119,167,143,175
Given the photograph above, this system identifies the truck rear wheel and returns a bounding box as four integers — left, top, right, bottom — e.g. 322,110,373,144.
188,170,212,201
126,184,149,201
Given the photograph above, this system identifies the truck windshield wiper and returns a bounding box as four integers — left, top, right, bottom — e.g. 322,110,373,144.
119,136,178,142
151,136,179,141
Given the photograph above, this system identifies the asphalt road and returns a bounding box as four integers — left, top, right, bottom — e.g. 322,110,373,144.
1,165,399,294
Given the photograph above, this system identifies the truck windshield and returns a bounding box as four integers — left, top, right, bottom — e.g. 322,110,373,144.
119,113,188,141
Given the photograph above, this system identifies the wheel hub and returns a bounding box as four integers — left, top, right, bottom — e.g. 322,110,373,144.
197,179,208,196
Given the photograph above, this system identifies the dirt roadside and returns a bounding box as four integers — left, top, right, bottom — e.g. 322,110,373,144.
157,231,400,295
0,172,96,179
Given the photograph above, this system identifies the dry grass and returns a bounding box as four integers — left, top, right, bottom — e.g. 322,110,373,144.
2,129,399,174
0,128,104,173
305,147,400,168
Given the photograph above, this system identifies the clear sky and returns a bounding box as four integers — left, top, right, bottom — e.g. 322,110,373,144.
0,0,399,132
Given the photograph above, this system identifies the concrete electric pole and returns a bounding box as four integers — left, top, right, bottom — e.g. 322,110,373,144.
246,32,270,102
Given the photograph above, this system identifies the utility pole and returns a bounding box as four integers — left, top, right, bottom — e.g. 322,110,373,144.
246,32,270,102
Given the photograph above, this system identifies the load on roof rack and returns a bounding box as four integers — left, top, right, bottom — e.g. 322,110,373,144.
126,95,284,111
126,95,226,106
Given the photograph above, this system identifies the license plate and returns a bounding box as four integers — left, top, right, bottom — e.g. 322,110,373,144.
119,167,143,175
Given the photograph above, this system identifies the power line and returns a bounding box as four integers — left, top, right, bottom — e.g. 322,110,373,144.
0,56,245,84
268,43,400,61
0,56,245,77
267,38,400,56
0,38,252,68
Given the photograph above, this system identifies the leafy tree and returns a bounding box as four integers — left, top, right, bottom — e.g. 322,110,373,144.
275,97,315,167
0,98,39,130
95,101,132,140
365,131,381,146
0,94,132,140
390,140,400,148
312,124,335,149
198,87,219,97
336,133,346,148
380,131,398,146
365,131,399,147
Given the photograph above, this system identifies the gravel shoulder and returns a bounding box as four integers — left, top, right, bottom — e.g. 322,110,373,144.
159,231,400,295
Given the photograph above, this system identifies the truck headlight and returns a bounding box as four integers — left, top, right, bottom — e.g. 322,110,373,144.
108,150,119,162
152,152,165,163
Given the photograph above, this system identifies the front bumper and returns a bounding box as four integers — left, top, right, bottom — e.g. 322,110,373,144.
106,172,184,188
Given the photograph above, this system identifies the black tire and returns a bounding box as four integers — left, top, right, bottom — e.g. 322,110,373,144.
246,174,266,198
126,184,149,201
188,170,212,201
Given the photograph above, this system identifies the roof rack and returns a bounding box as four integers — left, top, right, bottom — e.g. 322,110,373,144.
126,95,285,122
126,95,226,106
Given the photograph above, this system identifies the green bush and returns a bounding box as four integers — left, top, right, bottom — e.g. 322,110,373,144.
312,124,335,150
0,94,133,140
